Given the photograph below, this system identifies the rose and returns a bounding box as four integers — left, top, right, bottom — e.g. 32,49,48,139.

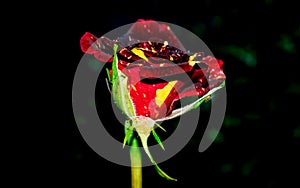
80,19,226,180
81,19,225,120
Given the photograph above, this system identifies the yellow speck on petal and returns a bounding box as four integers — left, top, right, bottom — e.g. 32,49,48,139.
143,93,147,98
132,85,137,91
189,61,196,67
131,48,148,62
189,53,197,61
162,41,168,48
188,53,198,66
156,81,177,107
120,48,126,53
151,47,157,53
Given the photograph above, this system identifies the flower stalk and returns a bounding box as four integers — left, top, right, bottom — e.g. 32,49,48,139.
130,138,142,188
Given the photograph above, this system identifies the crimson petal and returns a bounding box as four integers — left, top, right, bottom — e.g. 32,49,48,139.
126,19,186,50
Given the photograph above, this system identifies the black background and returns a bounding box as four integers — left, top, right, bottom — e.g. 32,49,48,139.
24,1,300,187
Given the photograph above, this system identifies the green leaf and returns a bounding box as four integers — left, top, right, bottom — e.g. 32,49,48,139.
123,120,133,148
152,129,165,150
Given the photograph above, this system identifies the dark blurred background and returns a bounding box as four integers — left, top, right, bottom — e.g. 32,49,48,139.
39,1,300,188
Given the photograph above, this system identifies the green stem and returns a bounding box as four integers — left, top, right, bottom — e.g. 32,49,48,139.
130,138,142,188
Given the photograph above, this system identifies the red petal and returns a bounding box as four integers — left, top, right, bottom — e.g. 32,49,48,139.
80,32,115,62
127,20,185,50
130,81,167,119
202,56,226,81
124,66,181,119
139,62,194,78
122,54,225,119
129,80,185,119
217,59,224,70
80,32,97,53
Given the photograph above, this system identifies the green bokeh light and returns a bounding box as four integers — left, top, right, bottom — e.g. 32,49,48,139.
207,129,224,143
75,116,86,125
220,163,233,173
223,115,241,127
287,83,300,95
294,26,300,37
242,160,256,176
211,16,222,28
192,23,206,36
293,127,300,138
220,45,256,67
277,35,295,53
244,113,260,120
234,77,249,85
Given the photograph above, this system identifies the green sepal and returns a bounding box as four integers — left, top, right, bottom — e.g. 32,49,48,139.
152,129,165,150
193,95,210,110
111,43,135,118
154,162,177,181
138,132,176,181
112,44,118,82
106,68,112,83
156,80,226,121
123,120,133,148
155,123,166,132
